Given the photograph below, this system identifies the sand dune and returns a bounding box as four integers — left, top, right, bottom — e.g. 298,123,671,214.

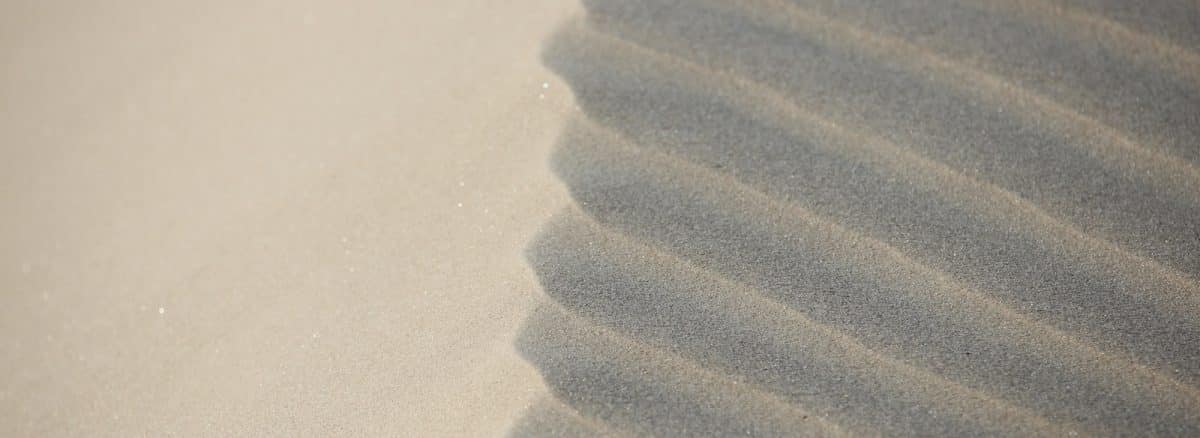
515,0,1200,435
0,1,576,434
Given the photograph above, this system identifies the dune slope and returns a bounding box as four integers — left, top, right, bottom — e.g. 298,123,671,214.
515,0,1200,435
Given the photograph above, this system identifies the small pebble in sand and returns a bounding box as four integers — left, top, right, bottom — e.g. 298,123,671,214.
542,82,549,89
158,307,165,315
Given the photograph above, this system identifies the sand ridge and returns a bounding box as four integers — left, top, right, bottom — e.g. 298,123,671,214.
514,0,1200,435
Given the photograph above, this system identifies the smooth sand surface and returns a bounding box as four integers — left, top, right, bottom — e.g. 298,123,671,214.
1,1,576,435
517,0,1200,436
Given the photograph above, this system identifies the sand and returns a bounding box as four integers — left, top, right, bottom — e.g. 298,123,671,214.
517,0,1200,436
4,0,1200,436
0,0,576,435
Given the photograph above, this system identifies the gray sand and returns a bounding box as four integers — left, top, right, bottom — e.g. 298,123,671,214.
515,0,1200,436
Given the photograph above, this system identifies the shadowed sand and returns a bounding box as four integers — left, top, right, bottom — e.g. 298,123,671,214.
514,0,1200,436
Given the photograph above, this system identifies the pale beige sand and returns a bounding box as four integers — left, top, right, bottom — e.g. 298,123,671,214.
0,0,577,435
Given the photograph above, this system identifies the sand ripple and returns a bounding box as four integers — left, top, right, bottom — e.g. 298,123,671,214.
515,0,1200,435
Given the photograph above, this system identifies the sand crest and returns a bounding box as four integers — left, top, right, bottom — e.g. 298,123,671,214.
515,0,1200,435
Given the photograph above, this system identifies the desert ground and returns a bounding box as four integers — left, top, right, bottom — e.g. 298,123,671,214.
2,1,576,435
5,0,1200,436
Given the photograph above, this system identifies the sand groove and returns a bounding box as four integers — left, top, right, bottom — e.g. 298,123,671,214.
518,300,848,437
745,0,1200,191
960,0,1200,87
561,22,1200,308
549,21,1200,381
582,0,1200,274
769,0,1200,170
514,0,1200,436
528,208,1083,436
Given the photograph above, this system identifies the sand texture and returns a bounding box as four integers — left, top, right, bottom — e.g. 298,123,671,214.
1,0,577,435
515,0,1200,436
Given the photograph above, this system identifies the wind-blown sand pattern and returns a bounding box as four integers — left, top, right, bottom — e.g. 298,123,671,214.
514,0,1200,436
